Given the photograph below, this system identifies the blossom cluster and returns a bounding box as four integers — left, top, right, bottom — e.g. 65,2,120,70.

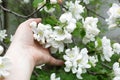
0,57,11,78
30,21,73,53
82,17,100,44
50,73,60,80
0,30,7,41
30,0,102,79
106,3,120,29
38,0,58,13
113,62,120,80
63,46,98,79
0,45,11,78
95,36,120,62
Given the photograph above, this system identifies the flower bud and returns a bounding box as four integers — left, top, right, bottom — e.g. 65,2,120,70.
118,58,120,63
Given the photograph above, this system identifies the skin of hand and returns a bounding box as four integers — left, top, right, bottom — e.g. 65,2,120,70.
3,18,64,80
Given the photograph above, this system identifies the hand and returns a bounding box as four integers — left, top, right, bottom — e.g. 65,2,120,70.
6,18,64,66
3,18,64,80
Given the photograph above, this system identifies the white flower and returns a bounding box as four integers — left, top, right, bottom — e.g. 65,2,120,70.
0,30,7,41
0,45,4,55
113,77,120,80
33,23,52,44
50,0,57,4
0,57,11,77
23,0,29,3
113,62,120,80
48,40,64,53
65,22,76,33
36,64,45,69
65,1,84,20
10,35,14,42
63,46,91,79
101,36,114,62
82,17,100,44
37,0,46,9
52,26,72,42
59,12,76,24
50,73,60,80
44,7,55,13
89,55,98,67
106,3,120,29
59,12,77,33
83,0,90,4
113,43,120,54
0,0,2,3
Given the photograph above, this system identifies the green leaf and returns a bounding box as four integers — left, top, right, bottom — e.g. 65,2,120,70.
43,16,59,26
96,37,102,48
33,0,44,8
72,22,85,38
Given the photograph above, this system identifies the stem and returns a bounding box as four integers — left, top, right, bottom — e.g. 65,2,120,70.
101,63,112,70
0,4,46,19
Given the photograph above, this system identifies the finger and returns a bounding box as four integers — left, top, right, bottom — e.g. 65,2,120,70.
21,18,41,27
25,18,41,24
48,56,64,66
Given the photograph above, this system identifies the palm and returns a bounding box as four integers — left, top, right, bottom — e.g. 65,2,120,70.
12,19,63,66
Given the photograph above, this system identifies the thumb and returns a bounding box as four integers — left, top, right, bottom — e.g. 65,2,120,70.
48,56,64,66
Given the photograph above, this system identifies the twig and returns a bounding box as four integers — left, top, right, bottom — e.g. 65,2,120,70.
87,70,105,75
0,41,8,49
0,4,46,18
101,63,112,70
0,16,2,29
118,0,120,3
86,7,105,20
33,71,39,77
84,3,105,20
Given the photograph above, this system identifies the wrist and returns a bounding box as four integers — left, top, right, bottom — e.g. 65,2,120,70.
4,44,35,80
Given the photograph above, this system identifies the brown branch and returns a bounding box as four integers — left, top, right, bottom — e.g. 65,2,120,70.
101,63,112,70
87,70,105,75
86,7,105,20
33,71,39,77
0,41,8,49
0,4,46,18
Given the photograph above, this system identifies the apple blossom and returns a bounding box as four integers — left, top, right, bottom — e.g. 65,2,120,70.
82,0,90,4
101,36,114,62
106,3,120,29
44,7,55,13
113,43,120,54
50,73,60,80
89,55,98,67
113,62,120,80
82,17,100,44
63,46,91,79
23,0,29,3
0,57,11,78
50,0,57,4
65,0,84,20
59,12,76,24
0,45,4,55
0,30,7,41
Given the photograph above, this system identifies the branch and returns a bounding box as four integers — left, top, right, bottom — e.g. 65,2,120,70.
101,63,112,70
87,70,105,75
86,7,105,20
0,4,46,18
33,71,39,77
0,41,8,49
0,16,2,29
